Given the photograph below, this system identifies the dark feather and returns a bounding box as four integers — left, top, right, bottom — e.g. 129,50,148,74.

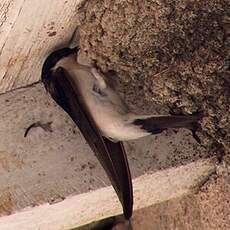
103,70,119,90
42,47,79,78
42,64,133,219
103,138,133,218
133,114,202,141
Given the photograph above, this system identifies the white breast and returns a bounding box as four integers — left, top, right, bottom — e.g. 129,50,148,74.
59,57,150,141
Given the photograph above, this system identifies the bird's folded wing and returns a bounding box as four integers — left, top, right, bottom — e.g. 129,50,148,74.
42,67,133,219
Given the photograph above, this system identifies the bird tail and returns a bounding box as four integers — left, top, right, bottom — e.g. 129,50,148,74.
133,113,203,142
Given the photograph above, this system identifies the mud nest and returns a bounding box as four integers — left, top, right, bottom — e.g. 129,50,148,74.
76,0,230,155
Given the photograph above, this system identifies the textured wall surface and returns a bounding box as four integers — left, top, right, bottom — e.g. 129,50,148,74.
77,0,230,156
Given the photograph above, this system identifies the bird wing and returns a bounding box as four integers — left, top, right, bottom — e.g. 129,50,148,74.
42,66,133,219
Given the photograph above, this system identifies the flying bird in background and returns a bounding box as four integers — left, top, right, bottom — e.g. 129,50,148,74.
41,46,202,221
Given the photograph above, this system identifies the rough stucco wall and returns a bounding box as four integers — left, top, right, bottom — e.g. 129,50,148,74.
76,0,230,155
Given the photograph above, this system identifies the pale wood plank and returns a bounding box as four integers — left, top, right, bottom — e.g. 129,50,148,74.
0,160,215,230
0,0,83,94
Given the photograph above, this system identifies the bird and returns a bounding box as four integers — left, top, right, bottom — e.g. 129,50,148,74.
41,46,202,221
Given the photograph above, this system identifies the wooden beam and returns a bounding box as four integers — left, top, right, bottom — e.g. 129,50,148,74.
0,160,215,230
0,0,83,94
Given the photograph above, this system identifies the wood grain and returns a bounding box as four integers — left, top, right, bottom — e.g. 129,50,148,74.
0,0,83,94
